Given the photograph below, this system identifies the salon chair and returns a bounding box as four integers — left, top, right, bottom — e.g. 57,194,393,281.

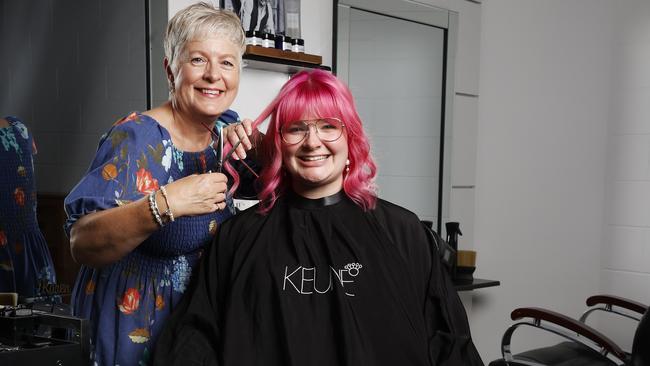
489,295,649,366
420,221,455,271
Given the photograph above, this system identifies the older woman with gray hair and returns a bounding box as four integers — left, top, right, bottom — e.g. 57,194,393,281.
64,3,254,365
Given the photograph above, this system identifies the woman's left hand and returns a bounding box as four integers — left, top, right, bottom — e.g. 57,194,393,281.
223,119,254,160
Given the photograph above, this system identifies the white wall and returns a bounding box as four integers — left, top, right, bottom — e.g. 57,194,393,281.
601,0,650,348
418,0,650,360
471,0,613,360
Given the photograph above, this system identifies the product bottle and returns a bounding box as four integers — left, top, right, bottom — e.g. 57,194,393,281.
245,30,257,46
262,33,274,48
291,38,305,53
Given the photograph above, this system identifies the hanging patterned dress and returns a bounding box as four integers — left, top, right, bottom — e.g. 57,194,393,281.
0,116,57,300
64,111,238,366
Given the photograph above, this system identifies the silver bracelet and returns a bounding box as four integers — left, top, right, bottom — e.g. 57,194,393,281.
159,185,175,222
148,191,164,227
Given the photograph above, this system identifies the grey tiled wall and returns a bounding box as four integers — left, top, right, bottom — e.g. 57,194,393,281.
1,0,148,194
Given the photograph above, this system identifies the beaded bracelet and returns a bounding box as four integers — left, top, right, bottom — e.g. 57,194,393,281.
148,191,164,227
159,185,175,222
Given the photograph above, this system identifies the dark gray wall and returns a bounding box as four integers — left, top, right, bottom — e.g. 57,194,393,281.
1,0,167,194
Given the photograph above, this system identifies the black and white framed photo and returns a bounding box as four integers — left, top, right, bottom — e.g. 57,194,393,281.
221,0,300,37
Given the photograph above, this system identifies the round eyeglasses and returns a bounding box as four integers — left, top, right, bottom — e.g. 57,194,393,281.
280,117,346,145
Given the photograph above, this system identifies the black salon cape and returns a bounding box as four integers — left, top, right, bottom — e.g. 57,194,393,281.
154,192,483,366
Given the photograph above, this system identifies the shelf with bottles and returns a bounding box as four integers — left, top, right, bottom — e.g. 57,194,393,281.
242,45,331,74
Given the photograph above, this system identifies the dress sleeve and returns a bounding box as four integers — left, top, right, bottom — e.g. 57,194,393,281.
153,223,226,366
218,109,240,125
63,116,163,236
419,225,484,365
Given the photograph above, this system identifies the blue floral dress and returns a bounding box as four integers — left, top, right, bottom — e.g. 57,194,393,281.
0,116,57,300
64,111,238,366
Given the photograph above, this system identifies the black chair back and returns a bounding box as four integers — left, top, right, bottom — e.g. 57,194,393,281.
631,309,650,366
420,221,456,272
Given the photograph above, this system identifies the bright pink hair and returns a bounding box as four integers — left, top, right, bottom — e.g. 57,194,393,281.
227,69,377,214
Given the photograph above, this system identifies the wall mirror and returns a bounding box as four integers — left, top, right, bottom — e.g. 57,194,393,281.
334,0,457,232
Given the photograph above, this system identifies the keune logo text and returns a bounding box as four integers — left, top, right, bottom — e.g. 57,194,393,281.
282,263,363,297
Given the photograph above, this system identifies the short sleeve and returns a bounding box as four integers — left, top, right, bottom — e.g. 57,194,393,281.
6,118,33,157
64,114,164,236
216,109,240,127
12,119,37,156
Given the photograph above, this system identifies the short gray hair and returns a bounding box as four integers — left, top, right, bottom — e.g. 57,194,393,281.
164,2,245,87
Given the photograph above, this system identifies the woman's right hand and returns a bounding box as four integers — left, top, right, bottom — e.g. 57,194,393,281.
163,172,229,217
224,119,255,160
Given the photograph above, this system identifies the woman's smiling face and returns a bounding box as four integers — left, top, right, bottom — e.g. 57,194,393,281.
169,37,240,121
281,116,349,199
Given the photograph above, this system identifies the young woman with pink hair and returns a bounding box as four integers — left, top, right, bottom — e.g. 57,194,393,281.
154,70,483,366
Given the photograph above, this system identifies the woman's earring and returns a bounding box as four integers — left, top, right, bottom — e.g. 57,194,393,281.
345,159,350,174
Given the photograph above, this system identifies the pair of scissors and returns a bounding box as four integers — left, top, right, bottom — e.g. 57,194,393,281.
202,120,258,178
216,126,242,173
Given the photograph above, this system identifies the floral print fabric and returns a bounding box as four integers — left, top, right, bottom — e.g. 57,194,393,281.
0,116,57,299
64,111,238,366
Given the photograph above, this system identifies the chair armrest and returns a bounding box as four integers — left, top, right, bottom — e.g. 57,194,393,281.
511,307,627,361
586,294,648,315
